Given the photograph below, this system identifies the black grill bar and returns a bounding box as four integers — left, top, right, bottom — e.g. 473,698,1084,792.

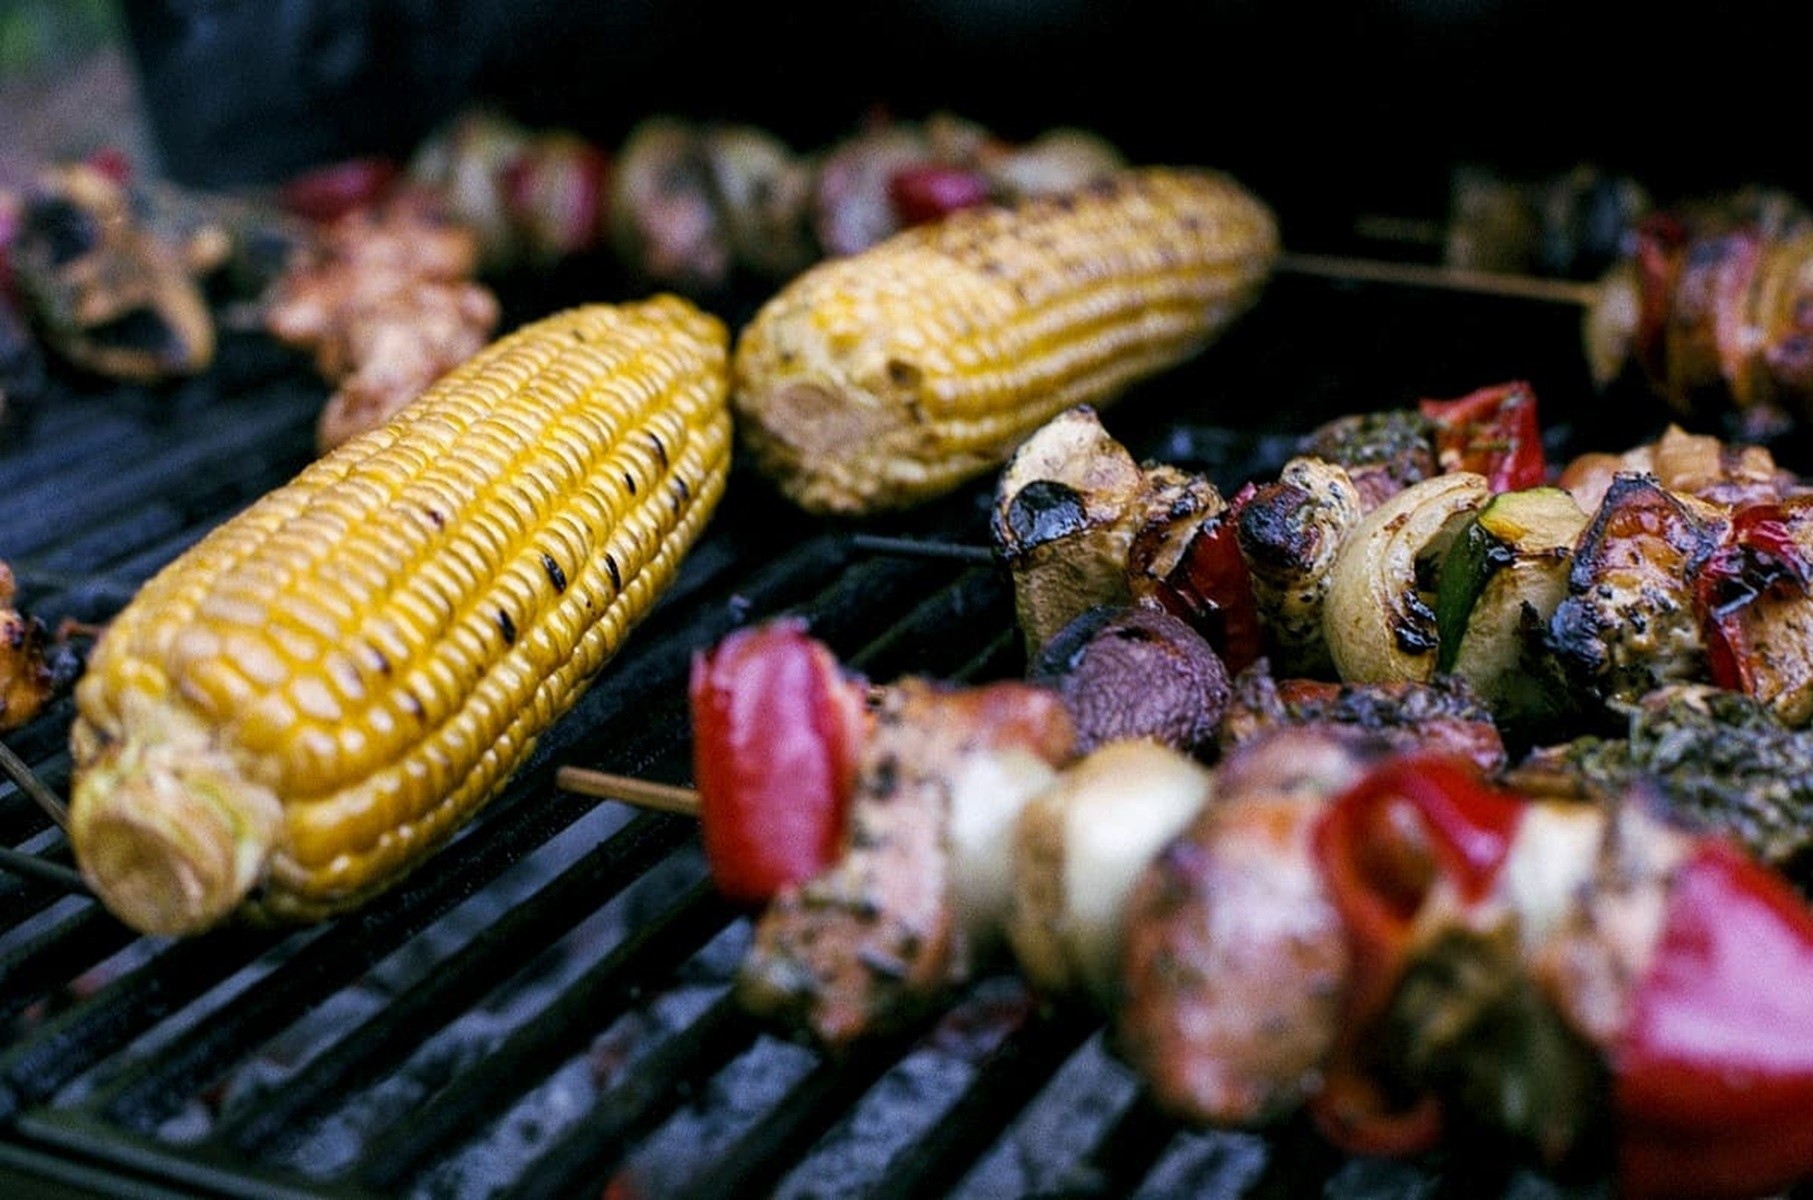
95,812,700,1139
355,871,736,1192
775,986,1102,1200
0,906,135,1031
497,986,754,1200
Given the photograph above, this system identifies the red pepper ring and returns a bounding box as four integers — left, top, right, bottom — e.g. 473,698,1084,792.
688,619,871,906
1307,754,1528,1157
1615,839,1813,1200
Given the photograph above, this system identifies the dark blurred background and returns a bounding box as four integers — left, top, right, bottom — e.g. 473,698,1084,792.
0,0,1780,248
0,0,1795,251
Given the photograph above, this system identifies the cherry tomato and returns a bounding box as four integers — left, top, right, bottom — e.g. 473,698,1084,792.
887,164,993,227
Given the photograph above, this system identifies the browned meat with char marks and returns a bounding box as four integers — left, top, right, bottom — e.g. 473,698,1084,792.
1,562,55,730
1547,473,1727,707
1558,423,1802,514
1218,661,1506,774
1295,409,1438,509
1118,729,1378,1125
264,190,499,452
736,678,1076,1049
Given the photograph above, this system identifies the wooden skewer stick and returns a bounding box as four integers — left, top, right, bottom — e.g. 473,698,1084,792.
0,737,70,831
1275,252,1603,309
556,766,702,817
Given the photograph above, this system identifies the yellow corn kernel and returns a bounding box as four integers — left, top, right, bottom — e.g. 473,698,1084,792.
732,168,1278,514
69,296,732,935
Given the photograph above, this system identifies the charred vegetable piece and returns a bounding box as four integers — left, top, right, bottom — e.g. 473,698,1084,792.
1433,487,1587,725
1695,495,1813,725
1312,750,1813,1199
1324,472,1491,686
1028,605,1231,758
68,298,733,935
10,162,214,382
1009,739,1212,1006
992,405,1146,657
1510,685,1813,885
1419,381,1548,493
1130,478,1263,673
732,167,1278,514
689,619,870,906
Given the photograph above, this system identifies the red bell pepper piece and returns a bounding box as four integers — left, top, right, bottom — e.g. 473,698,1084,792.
1696,502,1812,693
1418,381,1548,493
688,619,870,906
1143,481,1265,673
1309,754,1527,1157
887,164,993,227
1615,839,1813,1200
278,156,401,223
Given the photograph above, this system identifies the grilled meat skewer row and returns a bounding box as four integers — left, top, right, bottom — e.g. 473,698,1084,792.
676,621,1813,1199
997,398,1813,736
1125,730,1813,1200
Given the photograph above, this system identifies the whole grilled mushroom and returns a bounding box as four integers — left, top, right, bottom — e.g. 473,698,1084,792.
1030,605,1232,758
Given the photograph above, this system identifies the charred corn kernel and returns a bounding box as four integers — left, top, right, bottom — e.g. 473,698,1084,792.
69,297,732,936
732,167,1278,514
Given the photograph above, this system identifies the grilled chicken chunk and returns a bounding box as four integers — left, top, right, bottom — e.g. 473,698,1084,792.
1558,423,1801,513
1547,473,1727,707
736,678,1076,1048
1,561,66,731
264,191,499,451
1236,457,1366,676
1118,729,1377,1125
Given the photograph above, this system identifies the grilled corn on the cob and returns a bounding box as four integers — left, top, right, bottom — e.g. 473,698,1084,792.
732,167,1278,514
69,296,733,936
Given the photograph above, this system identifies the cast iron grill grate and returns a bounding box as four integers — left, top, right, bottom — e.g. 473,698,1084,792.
0,279,1625,1198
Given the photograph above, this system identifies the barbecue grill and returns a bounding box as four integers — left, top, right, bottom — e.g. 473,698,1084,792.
2,3,1801,1196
